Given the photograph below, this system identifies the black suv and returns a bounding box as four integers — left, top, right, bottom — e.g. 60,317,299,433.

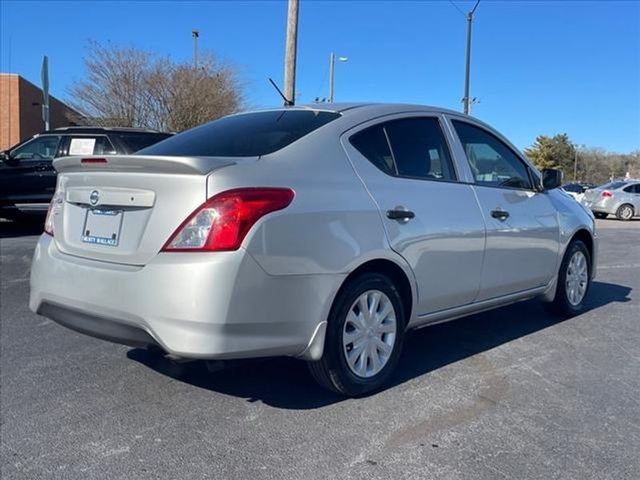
0,127,172,220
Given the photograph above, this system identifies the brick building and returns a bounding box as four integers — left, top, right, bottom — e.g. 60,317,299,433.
0,73,79,151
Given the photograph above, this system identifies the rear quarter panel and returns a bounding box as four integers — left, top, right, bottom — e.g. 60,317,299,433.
206,124,419,326
208,129,398,275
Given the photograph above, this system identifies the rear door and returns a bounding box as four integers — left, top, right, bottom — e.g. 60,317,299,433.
622,183,640,215
342,114,486,315
448,118,559,300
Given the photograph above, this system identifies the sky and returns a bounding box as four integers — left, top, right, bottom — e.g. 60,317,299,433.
1,0,639,152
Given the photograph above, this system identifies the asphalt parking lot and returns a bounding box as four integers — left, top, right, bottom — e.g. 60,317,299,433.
1,218,639,480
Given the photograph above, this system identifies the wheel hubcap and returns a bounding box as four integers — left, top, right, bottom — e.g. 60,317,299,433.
342,290,397,378
565,251,589,306
622,206,633,219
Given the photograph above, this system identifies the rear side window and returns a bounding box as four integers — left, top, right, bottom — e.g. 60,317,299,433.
350,117,456,181
385,118,455,180
623,184,640,193
118,133,173,153
138,110,341,157
350,125,395,176
452,120,533,190
68,136,116,155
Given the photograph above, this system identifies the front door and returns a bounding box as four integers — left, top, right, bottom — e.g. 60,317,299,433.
3,135,62,209
343,115,486,316
449,119,559,301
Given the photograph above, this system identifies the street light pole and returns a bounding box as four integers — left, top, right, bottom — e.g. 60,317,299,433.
328,52,348,103
192,30,199,68
328,52,335,103
463,0,480,115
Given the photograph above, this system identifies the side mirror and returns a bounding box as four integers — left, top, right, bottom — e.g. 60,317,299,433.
542,168,563,190
1,151,19,166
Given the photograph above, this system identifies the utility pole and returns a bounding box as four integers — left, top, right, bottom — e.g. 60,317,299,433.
41,55,50,131
573,145,578,181
192,30,199,68
463,0,480,115
283,0,299,105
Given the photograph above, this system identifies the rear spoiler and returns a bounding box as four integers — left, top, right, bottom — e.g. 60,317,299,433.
53,155,254,175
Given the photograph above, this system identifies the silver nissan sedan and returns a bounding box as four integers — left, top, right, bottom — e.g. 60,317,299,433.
30,103,598,396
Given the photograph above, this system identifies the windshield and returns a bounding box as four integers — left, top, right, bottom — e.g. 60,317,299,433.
138,110,341,157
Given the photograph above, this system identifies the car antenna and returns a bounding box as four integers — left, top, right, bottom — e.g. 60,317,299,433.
268,78,294,107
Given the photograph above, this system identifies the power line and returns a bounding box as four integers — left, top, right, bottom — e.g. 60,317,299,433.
448,0,465,17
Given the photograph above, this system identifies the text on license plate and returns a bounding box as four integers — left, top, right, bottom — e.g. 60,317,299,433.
82,209,123,246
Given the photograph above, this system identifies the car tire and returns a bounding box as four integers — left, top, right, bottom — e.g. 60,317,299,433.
593,212,608,219
307,272,406,397
547,240,591,317
615,204,634,221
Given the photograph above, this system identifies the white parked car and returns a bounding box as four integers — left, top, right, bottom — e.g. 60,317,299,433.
581,180,640,220
561,183,597,202
30,104,598,396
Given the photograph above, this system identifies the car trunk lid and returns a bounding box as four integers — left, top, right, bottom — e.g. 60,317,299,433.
51,155,246,266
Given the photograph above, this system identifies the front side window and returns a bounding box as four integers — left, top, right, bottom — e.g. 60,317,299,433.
452,121,533,190
139,110,341,157
10,135,61,161
350,117,456,181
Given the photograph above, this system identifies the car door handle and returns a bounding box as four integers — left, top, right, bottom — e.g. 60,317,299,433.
386,209,415,221
491,209,510,220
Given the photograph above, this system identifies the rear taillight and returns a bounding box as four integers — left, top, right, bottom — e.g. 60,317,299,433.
44,188,64,236
162,188,295,252
601,191,612,198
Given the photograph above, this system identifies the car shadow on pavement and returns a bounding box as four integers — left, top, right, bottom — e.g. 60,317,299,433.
127,280,631,410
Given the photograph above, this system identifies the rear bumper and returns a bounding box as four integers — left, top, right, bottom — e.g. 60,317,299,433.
582,197,616,214
30,235,343,360
37,303,159,348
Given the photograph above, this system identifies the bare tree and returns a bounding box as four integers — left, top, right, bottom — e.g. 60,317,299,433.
68,41,242,132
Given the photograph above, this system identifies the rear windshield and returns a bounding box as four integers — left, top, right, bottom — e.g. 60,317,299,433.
118,133,173,153
138,110,341,157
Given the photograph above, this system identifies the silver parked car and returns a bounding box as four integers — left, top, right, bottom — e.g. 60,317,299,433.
581,180,640,220
30,104,598,396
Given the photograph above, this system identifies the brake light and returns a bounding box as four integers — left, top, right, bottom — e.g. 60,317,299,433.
81,158,107,164
601,191,612,198
44,188,64,236
162,188,295,252
44,202,54,236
